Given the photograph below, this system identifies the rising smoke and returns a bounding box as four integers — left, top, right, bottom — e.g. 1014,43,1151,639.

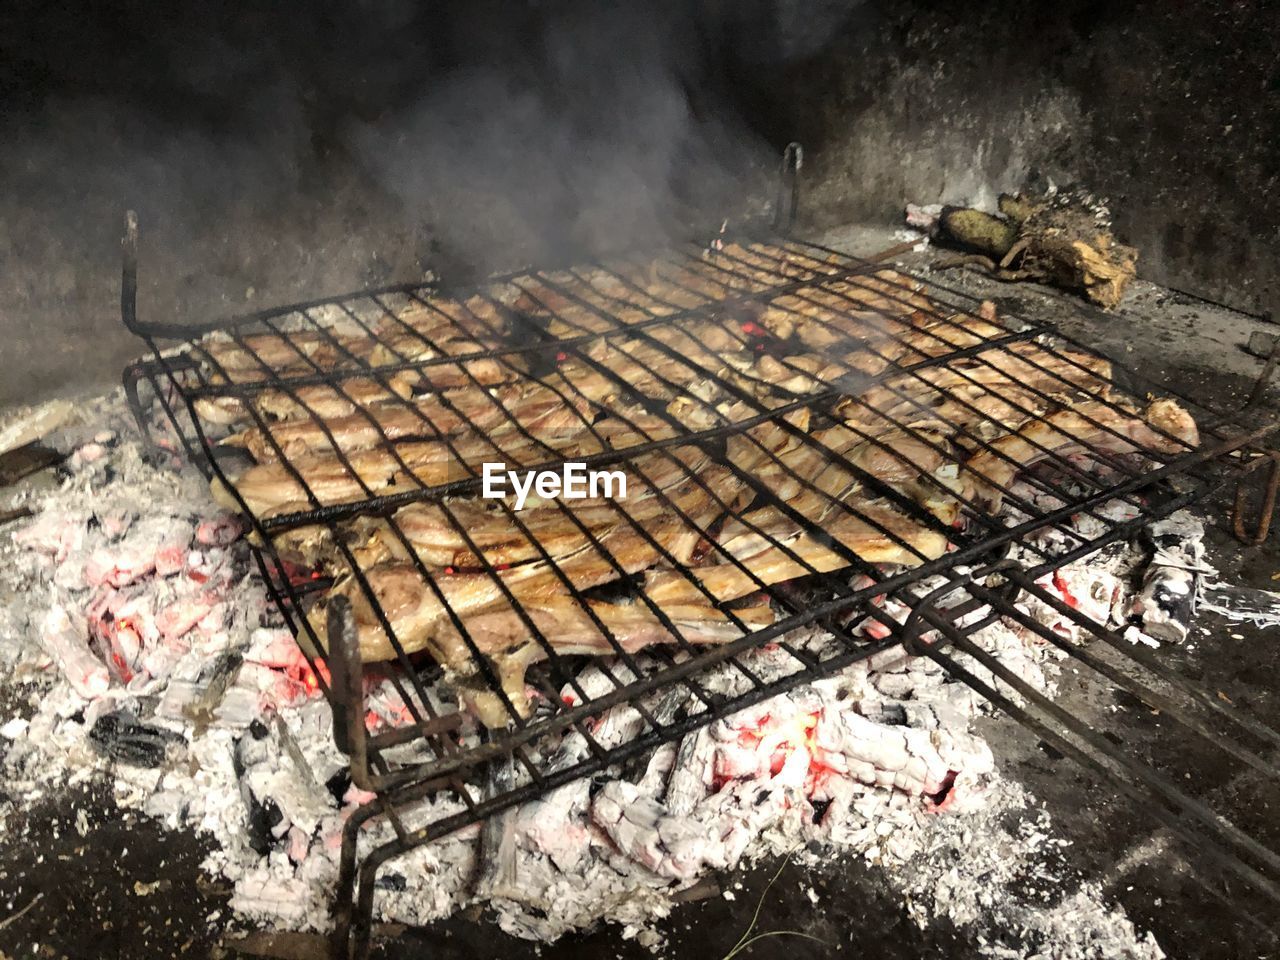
0,0,864,403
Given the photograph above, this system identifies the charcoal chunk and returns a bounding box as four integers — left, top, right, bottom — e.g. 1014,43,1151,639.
88,711,186,767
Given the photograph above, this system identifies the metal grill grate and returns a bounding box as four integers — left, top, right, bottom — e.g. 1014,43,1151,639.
121,220,1280,957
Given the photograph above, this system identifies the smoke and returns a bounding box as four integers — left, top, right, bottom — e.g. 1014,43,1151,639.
345,1,783,268
0,0,814,401
0,1,874,403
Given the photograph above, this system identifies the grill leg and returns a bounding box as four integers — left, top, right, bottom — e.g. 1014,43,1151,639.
351,862,380,960
1233,450,1280,544
331,811,365,959
121,356,205,467
327,597,373,786
121,361,162,463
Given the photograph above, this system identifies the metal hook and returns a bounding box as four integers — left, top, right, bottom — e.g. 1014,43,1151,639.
899,558,1020,656
1232,450,1280,544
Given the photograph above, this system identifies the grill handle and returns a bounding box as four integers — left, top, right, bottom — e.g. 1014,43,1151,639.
121,210,141,335
773,142,803,234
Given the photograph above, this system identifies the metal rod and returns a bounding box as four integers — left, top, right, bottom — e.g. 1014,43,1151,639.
773,142,803,234
1233,450,1280,544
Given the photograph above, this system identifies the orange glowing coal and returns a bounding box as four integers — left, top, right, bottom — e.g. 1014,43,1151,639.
721,710,834,792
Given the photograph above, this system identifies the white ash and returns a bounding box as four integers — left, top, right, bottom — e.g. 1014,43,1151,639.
0,389,1171,957
887,779,1164,960
1198,581,1280,630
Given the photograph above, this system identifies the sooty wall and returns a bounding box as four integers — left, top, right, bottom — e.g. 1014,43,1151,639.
766,1,1279,318
0,0,1275,406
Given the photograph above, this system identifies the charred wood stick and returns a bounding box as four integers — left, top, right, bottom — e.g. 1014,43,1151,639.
0,444,65,487
39,607,110,699
182,650,245,733
664,726,714,816
272,712,324,798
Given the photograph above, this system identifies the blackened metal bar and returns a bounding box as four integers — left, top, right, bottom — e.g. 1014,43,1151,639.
924,646,1280,906
939,627,1280,879
968,579,1280,780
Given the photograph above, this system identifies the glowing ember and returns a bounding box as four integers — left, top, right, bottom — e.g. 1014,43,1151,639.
1052,570,1079,608
714,710,841,797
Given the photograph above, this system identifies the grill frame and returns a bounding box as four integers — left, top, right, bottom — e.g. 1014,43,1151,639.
120,217,1280,957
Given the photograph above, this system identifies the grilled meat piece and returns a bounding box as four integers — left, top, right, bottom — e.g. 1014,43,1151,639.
215,411,684,517
332,577,773,726
194,371,424,427
225,383,593,462
253,374,420,421
344,449,725,570
311,511,706,661
965,398,1199,510
644,499,950,607
449,596,776,726
755,271,941,348
383,293,510,343
844,343,1112,425
198,330,375,374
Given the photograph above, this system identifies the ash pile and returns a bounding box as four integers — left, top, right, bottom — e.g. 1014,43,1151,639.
0,390,1181,957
